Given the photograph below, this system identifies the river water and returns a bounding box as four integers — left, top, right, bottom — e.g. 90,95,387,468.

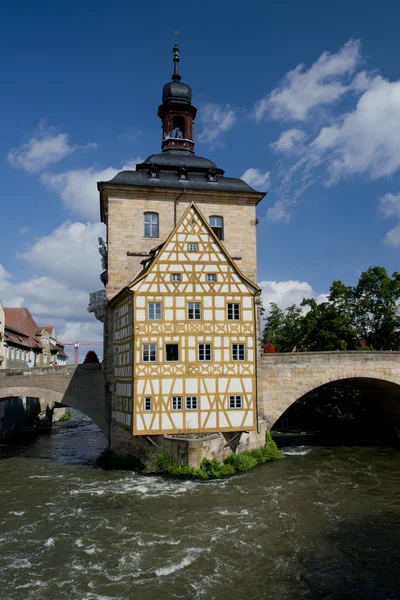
0,414,399,600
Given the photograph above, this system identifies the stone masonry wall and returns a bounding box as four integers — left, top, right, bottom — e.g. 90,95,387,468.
262,351,400,429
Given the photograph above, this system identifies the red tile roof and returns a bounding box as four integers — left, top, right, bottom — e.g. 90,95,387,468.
4,308,38,338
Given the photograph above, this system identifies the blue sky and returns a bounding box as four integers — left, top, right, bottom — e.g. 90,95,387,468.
1,0,400,360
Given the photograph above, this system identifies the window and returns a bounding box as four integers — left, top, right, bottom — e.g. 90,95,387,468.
144,397,152,411
188,302,201,320
144,212,159,238
148,302,162,321
172,396,182,410
209,216,224,240
229,395,242,409
172,273,181,282
186,396,198,410
172,116,185,139
198,343,212,361
232,344,245,361
188,243,197,251
165,344,179,362
207,274,217,282
227,303,240,320
142,344,156,362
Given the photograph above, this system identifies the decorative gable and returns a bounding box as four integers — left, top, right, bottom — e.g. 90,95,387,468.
129,203,259,297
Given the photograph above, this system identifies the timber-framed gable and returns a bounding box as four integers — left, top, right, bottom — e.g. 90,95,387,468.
111,203,260,436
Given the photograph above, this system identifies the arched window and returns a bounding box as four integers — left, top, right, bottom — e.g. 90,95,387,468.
144,212,159,238
209,216,224,240
172,116,185,139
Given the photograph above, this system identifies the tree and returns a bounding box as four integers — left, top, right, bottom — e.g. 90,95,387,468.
353,267,400,350
83,350,100,363
262,303,303,352
300,298,357,351
262,266,400,352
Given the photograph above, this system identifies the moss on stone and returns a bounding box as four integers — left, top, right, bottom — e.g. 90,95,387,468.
144,431,284,479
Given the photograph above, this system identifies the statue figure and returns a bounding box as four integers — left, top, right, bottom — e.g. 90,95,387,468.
98,237,108,271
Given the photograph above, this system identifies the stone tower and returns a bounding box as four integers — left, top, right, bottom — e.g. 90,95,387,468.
96,44,266,454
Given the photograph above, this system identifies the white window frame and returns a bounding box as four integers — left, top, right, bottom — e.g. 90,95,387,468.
227,303,240,320
172,396,182,411
188,243,197,251
207,273,217,282
148,302,162,321
198,343,212,361
188,302,201,320
209,215,224,240
229,395,242,409
142,344,156,362
172,273,181,282
186,396,198,410
232,344,245,361
144,397,152,411
144,212,159,238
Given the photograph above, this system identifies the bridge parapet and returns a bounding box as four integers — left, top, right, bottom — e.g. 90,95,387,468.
0,364,109,439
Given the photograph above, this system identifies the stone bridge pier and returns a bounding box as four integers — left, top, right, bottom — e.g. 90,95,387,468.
0,364,110,439
262,351,400,429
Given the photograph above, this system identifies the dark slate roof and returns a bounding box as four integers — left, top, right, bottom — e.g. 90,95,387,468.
105,150,261,194
138,150,219,172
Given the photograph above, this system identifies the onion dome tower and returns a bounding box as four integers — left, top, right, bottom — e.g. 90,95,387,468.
157,42,197,153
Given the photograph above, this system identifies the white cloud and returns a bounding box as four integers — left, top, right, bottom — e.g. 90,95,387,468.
0,272,91,321
259,279,327,313
8,124,97,173
378,192,400,246
197,103,236,144
270,128,306,153
241,168,270,190
40,158,143,221
0,261,103,362
254,39,362,122
383,226,400,246
0,265,11,281
378,192,400,219
313,75,400,183
18,221,105,289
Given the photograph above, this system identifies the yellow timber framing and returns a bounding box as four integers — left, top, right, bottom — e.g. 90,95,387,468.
110,202,261,436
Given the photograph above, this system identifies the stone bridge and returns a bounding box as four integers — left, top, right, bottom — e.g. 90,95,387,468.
0,364,109,439
262,351,400,429
2,352,400,442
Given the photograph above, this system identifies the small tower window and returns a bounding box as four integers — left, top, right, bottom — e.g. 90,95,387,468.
148,164,159,179
172,116,185,139
178,166,188,181
209,216,224,240
207,168,217,182
144,212,159,238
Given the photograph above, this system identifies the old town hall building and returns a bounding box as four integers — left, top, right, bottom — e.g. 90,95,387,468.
97,43,266,456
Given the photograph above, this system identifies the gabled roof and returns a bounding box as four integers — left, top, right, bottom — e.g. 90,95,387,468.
4,308,44,350
109,202,260,305
5,308,38,338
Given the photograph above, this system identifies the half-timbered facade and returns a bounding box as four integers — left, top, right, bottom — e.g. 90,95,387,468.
112,203,260,435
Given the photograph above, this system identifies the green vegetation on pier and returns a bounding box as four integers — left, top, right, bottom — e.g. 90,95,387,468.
144,432,284,479
96,432,283,478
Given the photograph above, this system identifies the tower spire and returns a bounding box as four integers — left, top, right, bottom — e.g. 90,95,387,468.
172,32,181,82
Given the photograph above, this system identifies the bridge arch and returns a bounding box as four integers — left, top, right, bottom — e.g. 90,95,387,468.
0,365,109,439
262,352,400,430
